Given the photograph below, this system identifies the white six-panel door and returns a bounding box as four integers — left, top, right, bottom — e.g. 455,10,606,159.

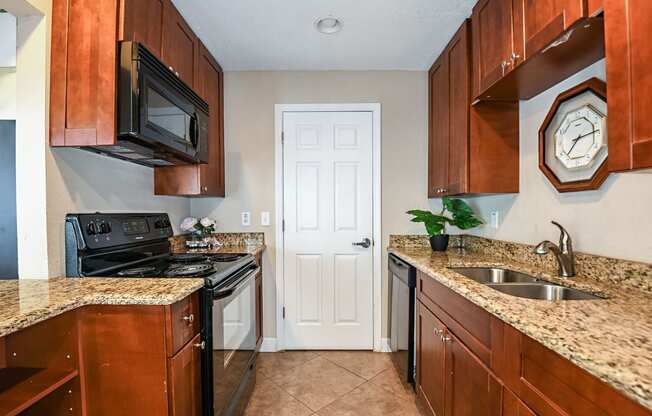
283,111,374,349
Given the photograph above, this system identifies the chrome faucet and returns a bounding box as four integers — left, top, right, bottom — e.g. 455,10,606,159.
534,221,576,277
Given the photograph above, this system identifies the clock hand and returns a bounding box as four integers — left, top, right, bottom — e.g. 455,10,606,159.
567,129,597,157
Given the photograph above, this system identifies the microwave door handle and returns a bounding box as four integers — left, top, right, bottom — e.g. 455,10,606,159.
190,112,199,149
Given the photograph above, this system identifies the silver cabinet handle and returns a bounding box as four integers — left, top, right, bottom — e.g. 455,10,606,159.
434,328,444,336
194,340,206,350
511,52,521,62
442,335,452,342
183,314,194,324
168,66,174,72
353,238,372,249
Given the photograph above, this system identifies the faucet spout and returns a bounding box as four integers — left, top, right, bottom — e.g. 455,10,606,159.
534,222,576,277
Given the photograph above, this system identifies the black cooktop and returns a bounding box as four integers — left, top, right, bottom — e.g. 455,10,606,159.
115,252,252,287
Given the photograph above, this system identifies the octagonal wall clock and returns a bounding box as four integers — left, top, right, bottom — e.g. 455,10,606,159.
539,78,609,193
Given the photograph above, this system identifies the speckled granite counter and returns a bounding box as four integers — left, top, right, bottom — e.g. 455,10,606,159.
173,243,266,257
170,233,266,257
389,240,652,410
0,277,204,339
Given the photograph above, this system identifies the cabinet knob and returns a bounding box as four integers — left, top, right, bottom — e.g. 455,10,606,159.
183,314,194,324
442,334,452,342
194,340,206,350
203,186,208,192
511,52,521,62
168,66,174,72
434,328,444,336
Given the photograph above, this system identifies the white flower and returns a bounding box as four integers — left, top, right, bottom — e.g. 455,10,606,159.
180,217,198,231
200,217,215,227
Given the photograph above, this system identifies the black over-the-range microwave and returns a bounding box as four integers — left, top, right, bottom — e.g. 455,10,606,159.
88,41,209,167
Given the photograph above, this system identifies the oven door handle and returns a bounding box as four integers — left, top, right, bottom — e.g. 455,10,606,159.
212,266,260,300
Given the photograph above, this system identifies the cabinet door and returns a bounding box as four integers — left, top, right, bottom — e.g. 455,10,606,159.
428,55,450,198
120,0,165,59
161,0,198,86
605,0,652,171
416,301,447,416
445,331,502,416
472,0,520,97
197,43,225,196
446,22,470,196
168,334,202,416
520,0,585,58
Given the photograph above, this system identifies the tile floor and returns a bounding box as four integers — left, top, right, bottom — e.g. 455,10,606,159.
244,351,424,415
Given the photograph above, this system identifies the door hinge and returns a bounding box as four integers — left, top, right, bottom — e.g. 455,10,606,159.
282,219,285,232
281,131,285,144
282,307,286,319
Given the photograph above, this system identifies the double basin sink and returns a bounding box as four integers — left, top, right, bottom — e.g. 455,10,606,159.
449,267,602,301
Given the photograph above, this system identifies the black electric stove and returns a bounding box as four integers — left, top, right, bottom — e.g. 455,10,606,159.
65,213,259,416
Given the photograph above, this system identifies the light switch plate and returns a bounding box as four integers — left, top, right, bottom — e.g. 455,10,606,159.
241,212,251,226
490,211,500,229
261,212,270,226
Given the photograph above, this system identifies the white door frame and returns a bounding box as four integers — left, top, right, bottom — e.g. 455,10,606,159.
274,103,382,352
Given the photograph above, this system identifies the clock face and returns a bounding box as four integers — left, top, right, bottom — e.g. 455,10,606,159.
554,104,606,170
541,86,608,189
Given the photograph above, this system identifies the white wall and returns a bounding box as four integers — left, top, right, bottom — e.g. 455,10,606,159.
190,71,429,339
458,59,652,264
0,68,16,119
0,12,17,67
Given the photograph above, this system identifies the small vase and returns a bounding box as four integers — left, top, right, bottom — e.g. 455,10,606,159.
429,234,450,252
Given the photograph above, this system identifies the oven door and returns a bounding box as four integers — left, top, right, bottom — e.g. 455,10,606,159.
207,265,259,416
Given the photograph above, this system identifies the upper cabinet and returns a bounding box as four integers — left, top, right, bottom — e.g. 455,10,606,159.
161,0,199,87
155,42,225,197
50,0,225,196
605,0,652,171
472,0,522,98
428,20,519,198
120,0,166,60
472,0,605,101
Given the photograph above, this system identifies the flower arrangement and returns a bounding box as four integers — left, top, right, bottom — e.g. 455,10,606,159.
180,217,217,237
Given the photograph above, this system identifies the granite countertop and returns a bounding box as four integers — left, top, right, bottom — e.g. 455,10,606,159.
389,246,652,410
0,277,204,339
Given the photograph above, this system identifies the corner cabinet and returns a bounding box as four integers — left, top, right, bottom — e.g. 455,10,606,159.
50,0,225,197
428,20,519,198
605,0,652,171
155,42,225,197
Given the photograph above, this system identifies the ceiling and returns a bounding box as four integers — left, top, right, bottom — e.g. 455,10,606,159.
172,0,476,71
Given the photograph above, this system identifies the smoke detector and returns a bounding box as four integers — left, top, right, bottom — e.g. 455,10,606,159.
314,16,343,35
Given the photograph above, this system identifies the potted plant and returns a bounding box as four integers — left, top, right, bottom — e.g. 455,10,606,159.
407,197,483,251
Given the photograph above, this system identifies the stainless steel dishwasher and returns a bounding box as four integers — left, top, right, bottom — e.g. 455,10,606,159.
388,253,417,388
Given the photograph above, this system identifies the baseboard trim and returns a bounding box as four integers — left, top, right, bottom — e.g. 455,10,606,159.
260,337,278,352
378,338,392,353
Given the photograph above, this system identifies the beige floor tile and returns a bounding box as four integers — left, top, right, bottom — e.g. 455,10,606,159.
369,368,416,400
245,376,314,416
320,351,393,380
272,357,366,412
257,351,321,379
316,382,423,416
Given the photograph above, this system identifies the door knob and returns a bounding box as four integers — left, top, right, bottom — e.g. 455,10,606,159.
352,238,372,249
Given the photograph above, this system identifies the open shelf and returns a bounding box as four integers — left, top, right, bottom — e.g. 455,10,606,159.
0,367,79,416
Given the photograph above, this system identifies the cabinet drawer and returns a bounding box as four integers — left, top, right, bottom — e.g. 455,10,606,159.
417,271,502,368
165,292,201,356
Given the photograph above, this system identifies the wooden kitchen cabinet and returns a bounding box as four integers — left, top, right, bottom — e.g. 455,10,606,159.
161,0,199,87
605,0,652,171
472,0,605,101
120,0,166,59
168,334,203,416
502,388,536,416
155,41,226,197
471,0,522,98
416,301,447,416
428,20,519,197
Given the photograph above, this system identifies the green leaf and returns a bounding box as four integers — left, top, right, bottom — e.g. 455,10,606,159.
441,198,483,231
406,209,451,236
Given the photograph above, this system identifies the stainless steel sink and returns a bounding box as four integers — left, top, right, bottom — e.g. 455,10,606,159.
486,283,602,301
449,267,540,284
449,267,602,301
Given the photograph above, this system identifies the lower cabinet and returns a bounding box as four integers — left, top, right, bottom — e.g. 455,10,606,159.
415,270,652,416
416,300,501,416
168,334,203,416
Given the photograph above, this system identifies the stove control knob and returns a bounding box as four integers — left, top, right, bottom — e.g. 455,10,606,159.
87,222,97,235
155,219,164,229
100,223,111,234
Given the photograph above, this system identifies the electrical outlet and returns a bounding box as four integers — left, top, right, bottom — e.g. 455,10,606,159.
261,212,270,226
241,212,251,227
490,211,501,229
